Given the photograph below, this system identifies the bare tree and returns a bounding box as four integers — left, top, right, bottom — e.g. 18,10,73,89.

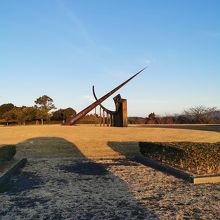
184,106,217,123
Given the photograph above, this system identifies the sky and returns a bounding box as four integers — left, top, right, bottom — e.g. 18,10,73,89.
0,0,220,117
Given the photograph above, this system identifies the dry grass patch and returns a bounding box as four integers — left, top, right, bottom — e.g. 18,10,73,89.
0,125,220,158
139,142,220,175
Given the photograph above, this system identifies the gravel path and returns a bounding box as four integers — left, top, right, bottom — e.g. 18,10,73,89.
0,158,219,220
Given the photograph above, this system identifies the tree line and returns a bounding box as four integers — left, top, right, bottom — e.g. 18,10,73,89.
0,95,76,125
1,97,219,125
141,106,220,124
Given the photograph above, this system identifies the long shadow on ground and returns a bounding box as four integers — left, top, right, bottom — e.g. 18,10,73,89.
15,137,85,159
0,137,158,219
60,161,108,176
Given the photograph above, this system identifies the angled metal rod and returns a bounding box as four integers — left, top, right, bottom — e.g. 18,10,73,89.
65,67,146,125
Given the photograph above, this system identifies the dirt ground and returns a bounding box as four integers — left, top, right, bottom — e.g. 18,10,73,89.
0,125,220,219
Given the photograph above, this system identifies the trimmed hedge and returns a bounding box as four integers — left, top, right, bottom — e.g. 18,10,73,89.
139,142,220,175
0,145,16,165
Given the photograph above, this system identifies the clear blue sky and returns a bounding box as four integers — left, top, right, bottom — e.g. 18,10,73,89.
0,0,219,116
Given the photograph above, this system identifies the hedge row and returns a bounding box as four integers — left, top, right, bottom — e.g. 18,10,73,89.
0,145,16,165
139,142,220,175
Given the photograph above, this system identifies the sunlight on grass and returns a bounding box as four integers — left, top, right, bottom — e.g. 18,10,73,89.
0,125,220,158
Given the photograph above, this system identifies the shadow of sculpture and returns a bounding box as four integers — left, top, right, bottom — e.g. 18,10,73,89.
15,137,85,159
59,161,108,176
0,137,158,219
9,171,45,193
107,141,142,158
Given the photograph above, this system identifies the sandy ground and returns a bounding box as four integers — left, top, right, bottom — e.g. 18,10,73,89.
0,125,220,219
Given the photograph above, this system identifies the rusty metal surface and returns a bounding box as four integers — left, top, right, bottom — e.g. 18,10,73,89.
65,68,145,125
92,86,115,114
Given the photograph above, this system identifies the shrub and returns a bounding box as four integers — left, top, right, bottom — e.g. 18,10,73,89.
139,142,220,175
0,145,16,164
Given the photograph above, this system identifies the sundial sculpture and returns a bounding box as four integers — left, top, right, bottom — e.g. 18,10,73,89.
65,68,145,127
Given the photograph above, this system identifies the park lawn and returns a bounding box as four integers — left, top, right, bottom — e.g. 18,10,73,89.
0,124,220,159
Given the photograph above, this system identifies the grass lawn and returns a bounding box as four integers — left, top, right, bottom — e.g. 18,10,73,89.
0,124,219,159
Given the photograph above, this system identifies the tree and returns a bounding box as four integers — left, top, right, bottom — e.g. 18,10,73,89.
0,103,15,119
206,110,220,124
145,112,159,124
36,108,49,125
34,95,55,124
2,106,37,125
160,116,175,124
51,108,76,122
21,107,37,124
63,108,76,120
176,115,190,124
184,106,217,124
148,113,156,120
2,108,17,124
14,107,25,125
34,95,55,112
